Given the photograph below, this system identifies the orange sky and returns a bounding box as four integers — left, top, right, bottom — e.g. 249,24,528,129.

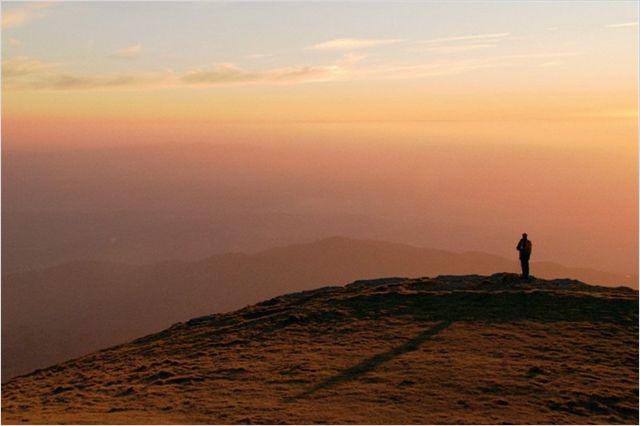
1,1,638,276
2,2,638,135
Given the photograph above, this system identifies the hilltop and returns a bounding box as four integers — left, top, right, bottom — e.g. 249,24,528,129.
2,273,637,424
3,237,635,380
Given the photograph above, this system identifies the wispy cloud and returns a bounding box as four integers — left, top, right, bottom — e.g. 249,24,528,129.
0,53,519,91
2,56,61,78
413,32,507,55
420,32,509,44
605,22,638,28
3,56,347,90
2,2,52,29
25,74,161,90
110,44,143,59
420,43,496,54
2,55,162,90
307,38,403,50
182,63,340,85
337,53,367,66
506,51,583,59
6,48,577,91
359,59,510,81
181,63,263,85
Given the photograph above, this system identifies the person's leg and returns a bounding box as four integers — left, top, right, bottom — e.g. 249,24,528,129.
523,259,529,278
520,258,526,277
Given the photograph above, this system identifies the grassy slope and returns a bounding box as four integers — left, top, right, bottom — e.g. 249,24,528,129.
2,273,637,424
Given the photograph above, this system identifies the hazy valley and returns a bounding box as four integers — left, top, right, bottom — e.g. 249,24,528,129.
3,236,635,381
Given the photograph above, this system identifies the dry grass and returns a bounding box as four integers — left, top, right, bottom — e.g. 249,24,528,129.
2,273,637,424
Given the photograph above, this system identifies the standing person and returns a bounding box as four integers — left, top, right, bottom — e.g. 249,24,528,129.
516,233,532,279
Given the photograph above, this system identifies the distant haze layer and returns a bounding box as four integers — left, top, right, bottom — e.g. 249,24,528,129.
2,126,637,276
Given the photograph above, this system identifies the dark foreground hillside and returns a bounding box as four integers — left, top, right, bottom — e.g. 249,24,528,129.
4,237,636,382
2,273,638,424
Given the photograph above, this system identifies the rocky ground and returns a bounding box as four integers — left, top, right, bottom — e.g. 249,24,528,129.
2,273,637,424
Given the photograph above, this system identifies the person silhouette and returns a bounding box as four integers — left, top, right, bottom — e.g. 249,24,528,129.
516,233,532,279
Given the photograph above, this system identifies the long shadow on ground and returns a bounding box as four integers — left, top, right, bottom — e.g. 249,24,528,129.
289,320,453,401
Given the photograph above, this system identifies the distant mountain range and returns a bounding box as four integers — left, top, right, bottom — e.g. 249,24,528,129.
2,236,636,380
4,142,636,277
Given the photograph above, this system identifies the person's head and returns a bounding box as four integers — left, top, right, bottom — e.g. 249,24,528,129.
522,233,528,239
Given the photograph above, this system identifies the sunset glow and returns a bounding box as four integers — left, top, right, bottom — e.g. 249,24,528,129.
2,1,638,276
2,4,640,423
2,2,637,135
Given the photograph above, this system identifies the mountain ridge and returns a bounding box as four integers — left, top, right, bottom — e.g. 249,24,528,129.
3,236,636,381
6,236,634,286
2,273,637,424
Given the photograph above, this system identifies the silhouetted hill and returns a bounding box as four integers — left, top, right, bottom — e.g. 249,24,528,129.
2,237,636,380
2,273,637,424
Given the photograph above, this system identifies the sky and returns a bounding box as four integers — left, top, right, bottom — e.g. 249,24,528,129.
2,1,637,128
1,1,638,276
